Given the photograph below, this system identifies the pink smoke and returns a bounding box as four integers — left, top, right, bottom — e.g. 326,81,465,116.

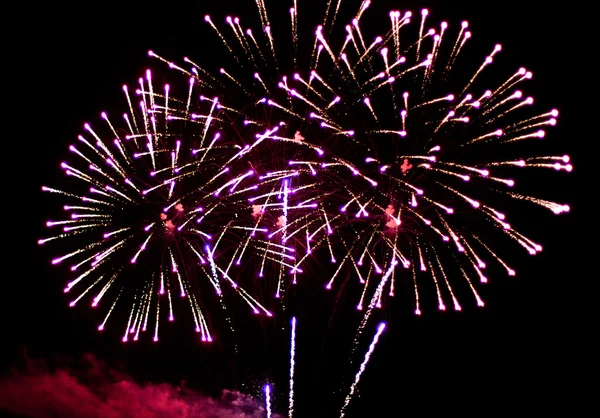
0,352,278,418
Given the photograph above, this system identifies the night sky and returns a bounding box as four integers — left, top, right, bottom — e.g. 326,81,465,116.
6,1,581,417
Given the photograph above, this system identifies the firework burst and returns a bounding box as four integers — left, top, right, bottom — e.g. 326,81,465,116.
40,1,571,415
143,2,571,413
41,0,572,352
39,64,343,342
149,1,572,326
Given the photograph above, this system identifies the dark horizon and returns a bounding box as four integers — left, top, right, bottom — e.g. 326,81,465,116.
7,0,581,416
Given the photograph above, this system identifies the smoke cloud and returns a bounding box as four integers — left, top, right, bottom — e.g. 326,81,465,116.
0,351,279,418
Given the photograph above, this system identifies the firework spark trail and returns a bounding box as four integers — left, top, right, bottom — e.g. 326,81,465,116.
264,384,272,418
340,322,386,418
288,316,296,418
351,260,397,356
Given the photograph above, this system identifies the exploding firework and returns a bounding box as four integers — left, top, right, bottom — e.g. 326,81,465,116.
38,63,346,342
152,0,572,324
39,1,574,416
40,0,571,364
139,1,571,414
